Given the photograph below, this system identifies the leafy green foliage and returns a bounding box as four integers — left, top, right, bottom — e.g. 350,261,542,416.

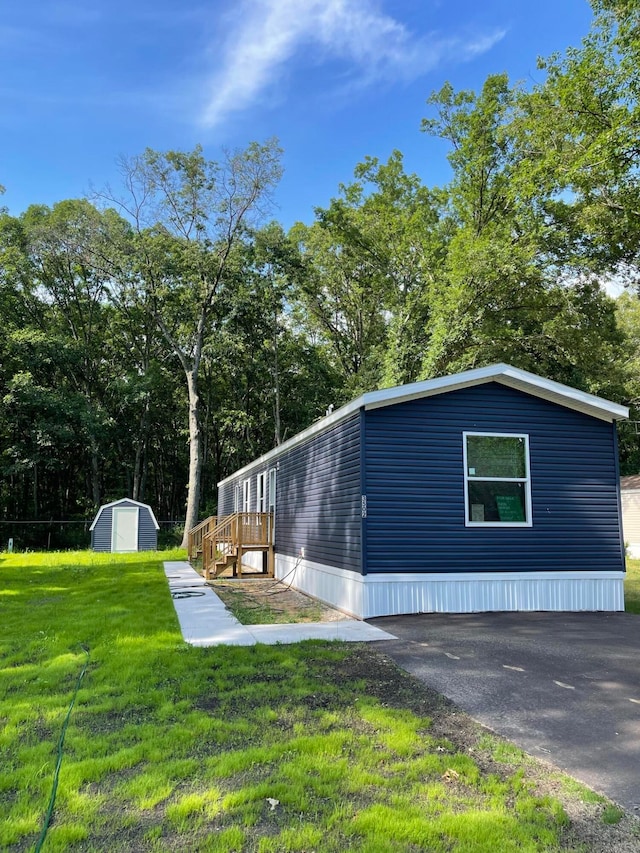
517,6,640,276
289,152,447,395
4,3,640,530
420,73,626,393
107,142,287,541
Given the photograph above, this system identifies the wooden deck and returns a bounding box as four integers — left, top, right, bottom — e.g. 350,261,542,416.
188,512,274,580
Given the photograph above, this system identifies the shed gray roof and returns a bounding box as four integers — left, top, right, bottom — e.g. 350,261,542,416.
219,363,629,487
89,498,160,531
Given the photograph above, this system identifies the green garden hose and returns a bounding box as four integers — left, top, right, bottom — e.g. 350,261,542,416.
34,644,90,853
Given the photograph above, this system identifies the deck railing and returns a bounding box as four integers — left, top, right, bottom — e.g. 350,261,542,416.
187,516,217,560
198,512,274,576
236,512,274,546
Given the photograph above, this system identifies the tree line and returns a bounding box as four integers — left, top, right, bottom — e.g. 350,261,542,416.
2,0,640,548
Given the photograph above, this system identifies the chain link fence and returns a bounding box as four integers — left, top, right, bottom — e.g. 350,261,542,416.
0,520,184,551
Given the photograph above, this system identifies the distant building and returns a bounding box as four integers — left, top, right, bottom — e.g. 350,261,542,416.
91,498,159,552
620,475,640,558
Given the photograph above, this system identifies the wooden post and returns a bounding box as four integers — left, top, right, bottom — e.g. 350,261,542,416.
267,511,274,577
237,514,243,578
203,535,210,579
267,545,274,578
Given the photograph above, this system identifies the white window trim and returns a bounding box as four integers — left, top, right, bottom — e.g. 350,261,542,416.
242,478,251,514
268,468,276,515
257,472,267,513
463,431,532,528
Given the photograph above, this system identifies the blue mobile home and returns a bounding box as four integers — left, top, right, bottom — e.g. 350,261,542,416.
217,364,628,618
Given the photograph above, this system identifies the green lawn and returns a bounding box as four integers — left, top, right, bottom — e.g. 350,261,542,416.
0,551,635,852
625,558,640,613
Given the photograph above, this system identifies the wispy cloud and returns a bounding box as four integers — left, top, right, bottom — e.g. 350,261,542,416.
200,0,505,127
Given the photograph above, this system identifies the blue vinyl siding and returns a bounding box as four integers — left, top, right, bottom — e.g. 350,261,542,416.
364,383,624,575
276,414,361,571
218,481,235,516
91,509,112,551
219,413,362,573
138,509,158,550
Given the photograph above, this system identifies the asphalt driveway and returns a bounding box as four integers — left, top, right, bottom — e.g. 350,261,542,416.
369,612,640,812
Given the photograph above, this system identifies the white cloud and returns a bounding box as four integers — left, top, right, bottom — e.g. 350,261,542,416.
200,0,505,128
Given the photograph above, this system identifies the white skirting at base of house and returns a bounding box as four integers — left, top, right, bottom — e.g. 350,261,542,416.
275,554,625,619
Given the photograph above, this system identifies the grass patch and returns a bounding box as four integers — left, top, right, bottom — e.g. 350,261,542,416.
0,549,635,851
554,776,605,806
601,804,625,825
212,583,285,624
625,558,640,613
476,733,532,767
213,580,326,624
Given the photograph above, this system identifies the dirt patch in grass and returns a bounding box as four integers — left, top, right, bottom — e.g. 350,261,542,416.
211,578,346,624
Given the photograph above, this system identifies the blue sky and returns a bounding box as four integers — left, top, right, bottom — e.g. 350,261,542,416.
1,0,594,228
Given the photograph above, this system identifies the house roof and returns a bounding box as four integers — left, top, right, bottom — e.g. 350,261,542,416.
218,363,629,487
620,475,640,491
89,498,160,531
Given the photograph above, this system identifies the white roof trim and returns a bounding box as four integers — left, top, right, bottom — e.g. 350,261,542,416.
90,498,160,531
218,363,628,486
361,363,629,421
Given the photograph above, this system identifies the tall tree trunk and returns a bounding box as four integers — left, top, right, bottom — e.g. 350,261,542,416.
89,439,101,507
132,443,142,501
180,368,202,547
33,463,38,518
139,448,148,502
133,397,150,501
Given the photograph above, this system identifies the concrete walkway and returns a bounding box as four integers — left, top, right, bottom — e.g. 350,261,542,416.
164,562,396,646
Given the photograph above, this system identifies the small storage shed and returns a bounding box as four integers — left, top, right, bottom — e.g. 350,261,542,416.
90,498,159,552
217,363,628,618
620,475,640,557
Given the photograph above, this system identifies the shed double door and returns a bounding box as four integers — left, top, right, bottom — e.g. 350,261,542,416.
112,507,139,552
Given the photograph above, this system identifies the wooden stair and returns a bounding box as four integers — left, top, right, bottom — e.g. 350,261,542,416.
187,516,216,561
189,512,274,581
207,550,237,580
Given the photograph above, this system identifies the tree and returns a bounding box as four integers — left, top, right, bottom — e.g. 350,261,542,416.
513,3,640,280
106,142,283,544
0,201,196,536
289,152,446,395
615,292,640,473
195,223,340,495
17,200,122,506
419,73,626,395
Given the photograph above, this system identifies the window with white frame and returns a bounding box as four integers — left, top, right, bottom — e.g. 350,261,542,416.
242,478,251,513
463,433,531,526
256,472,267,513
233,484,240,513
268,468,276,514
